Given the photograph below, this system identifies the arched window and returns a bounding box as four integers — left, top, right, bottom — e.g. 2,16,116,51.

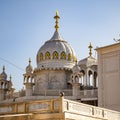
68,53,72,61
53,51,58,59
60,51,66,59
1,82,3,89
45,51,51,59
73,56,77,62
88,70,93,86
5,83,8,89
81,70,85,85
40,53,43,60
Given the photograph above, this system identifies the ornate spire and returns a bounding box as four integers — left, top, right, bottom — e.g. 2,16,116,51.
54,10,60,32
26,58,33,73
1,65,7,80
9,75,12,81
29,58,31,65
3,65,5,72
9,75,13,87
88,42,93,57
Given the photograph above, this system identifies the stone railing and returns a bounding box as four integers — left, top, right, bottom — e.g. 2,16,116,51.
0,97,120,120
78,89,98,98
63,99,120,120
5,89,97,103
33,89,98,98
33,89,72,96
0,98,63,115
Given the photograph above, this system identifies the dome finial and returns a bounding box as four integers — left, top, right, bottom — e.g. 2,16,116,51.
10,74,12,81
3,65,5,72
29,58,31,64
54,10,60,32
88,42,93,57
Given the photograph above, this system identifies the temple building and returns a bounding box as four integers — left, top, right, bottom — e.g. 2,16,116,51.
0,11,120,120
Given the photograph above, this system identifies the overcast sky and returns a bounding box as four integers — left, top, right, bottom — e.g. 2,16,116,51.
0,0,120,91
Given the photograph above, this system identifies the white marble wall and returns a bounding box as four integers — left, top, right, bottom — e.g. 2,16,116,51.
97,43,120,112
34,69,71,94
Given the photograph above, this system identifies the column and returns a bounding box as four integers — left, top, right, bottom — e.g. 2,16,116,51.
0,89,4,101
72,83,80,97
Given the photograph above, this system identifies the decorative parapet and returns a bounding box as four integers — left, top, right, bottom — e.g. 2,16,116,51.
33,89,97,98
0,97,120,120
63,99,120,120
0,98,63,115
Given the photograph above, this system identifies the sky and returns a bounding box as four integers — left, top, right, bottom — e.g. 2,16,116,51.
0,0,120,91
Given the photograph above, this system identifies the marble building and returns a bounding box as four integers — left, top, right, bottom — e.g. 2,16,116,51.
0,11,120,120
0,11,98,105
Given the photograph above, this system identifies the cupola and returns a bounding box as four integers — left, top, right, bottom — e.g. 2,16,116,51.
26,58,33,74
36,11,77,70
0,66,7,80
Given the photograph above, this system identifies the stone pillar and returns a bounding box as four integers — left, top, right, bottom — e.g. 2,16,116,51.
23,58,34,97
0,89,5,101
86,69,90,86
72,83,80,97
25,83,33,96
93,73,97,88
83,75,87,86
24,76,35,97
92,72,94,87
